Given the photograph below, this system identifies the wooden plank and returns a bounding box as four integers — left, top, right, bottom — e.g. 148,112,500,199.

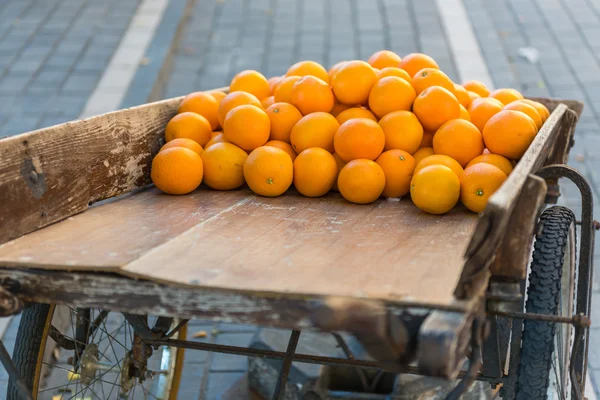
0,97,182,245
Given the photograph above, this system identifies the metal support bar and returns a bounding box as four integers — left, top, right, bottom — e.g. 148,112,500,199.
273,330,300,400
332,333,371,391
0,340,33,400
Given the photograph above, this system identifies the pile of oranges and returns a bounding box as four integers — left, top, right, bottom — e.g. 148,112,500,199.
151,50,549,215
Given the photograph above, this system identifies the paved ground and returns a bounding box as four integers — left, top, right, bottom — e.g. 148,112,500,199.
1,0,600,398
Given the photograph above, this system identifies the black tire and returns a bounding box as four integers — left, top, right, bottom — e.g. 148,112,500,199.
515,206,576,400
7,303,52,399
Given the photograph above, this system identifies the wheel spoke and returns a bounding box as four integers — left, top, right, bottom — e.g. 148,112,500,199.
68,307,128,349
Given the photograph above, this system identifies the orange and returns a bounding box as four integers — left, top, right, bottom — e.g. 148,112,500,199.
379,110,423,154
244,146,294,196
377,67,411,83
265,140,297,161
410,165,460,214
265,102,303,143
399,53,440,78
293,148,338,197
331,152,347,192
286,60,330,83
368,50,402,69
218,91,262,127
462,80,490,97
521,99,550,122
460,163,507,213
415,154,464,178
336,107,377,125
490,88,524,105
274,76,302,103
329,61,347,80
368,76,416,118
212,131,222,137
468,97,504,132
160,138,204,156
331,100,352,116
337,159,386,204
420,131,434,148
483,148,491,155
178,92,220,130
290,76,334,114
468,91,481,103
466,154,513,176
334,118,385,162
459,105,471,121
411,68,455,95
165,112,213,146
261,96,275,108
209,90,227,104
201,142,248,190
331,60,378,105
151,147,203,195
230,70,270,100
376,149,416,198
413,86,460,132
503,101,542,130
482,110,537,159
290,112,339,153
205,133,229,149
413,147,434,165
433,119,484,167
223,105,270,151
453,84,471,107
268,76,281,95
372,68,381,75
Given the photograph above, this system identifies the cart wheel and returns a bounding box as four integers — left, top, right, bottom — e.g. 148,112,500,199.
515,206,576,400
7,304,186,400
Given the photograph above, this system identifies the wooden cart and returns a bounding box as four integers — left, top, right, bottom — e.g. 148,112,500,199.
0,95,593,399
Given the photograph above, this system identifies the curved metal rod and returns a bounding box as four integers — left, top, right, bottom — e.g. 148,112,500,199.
536,164,595,398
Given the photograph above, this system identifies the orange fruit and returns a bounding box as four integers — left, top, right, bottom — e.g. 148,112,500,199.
331,152,347,192
160,138,204,156
290,76,334,114
489,88,524,105
244,146,294,196
331,60,378,105
503,101,542,130
483,148,491,155
411,68,455,95
178,92,220,130
205,133,229,149
218,91,262,127
230,70,270,100
410,165,460,214
293,148,338,197
151,147,203,195
413,86,460,132
337,159,386,204
336,107,377,125
468,97,504,132
466,154,513,176
329,61,347,80
399,53,440,78
268,76,281,95
376,149,416,198
377,67,411,83
379,110,423,154
265,102,303,143
165,112,213,146
265,140,297,161
331,100,353,116
433,119,484,167
209,90,227,104
368,50,402,69
453,84,471,108
420,131,434,148
415,154,463,178
521,99,550,122
261,96,275,108
482,110,537,159
368,76,416,118
413,147,434,165
201,142,248,190
334,118,386,162
274,76,302,103
286,60,330,83
290,112,339,153
223,105,270,151
468,91,481,103
462,80,490,97
212,131,222,137
460,163,507,213
459,105,471,121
